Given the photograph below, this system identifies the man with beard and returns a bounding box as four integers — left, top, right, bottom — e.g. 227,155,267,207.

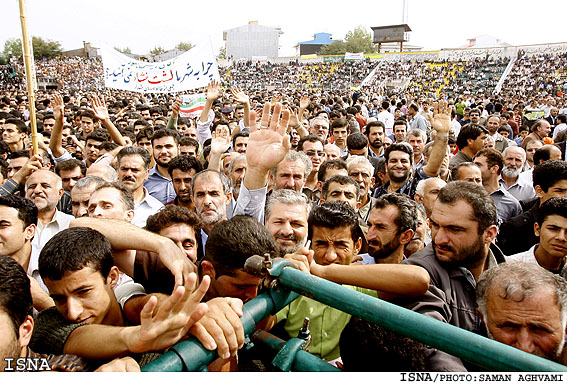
500,146,536,202
191,170,232,254
399,181,505,371
116,147,163,228
144,129,180,205
373,101,452,199
167,155,203,211
265,189,309,256
228,154,246,202
362,193,417,265
477,263,567,365
365,121,386,158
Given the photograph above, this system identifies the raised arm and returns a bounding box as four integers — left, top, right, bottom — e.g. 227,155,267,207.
49,93,65,158
89,95,127,146
310,262,430,298
70,217,196,287
231,86,250,129
423,101,451,177
199,80,220,123
207,125,232,172
295,95,310,138
166,97,182,130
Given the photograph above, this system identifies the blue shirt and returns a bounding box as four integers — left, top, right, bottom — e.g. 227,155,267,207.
144,166,176,205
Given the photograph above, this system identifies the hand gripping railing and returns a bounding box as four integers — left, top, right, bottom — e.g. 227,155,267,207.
144,257,567,372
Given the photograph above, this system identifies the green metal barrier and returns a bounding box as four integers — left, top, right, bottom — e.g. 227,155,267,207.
144,259,567,372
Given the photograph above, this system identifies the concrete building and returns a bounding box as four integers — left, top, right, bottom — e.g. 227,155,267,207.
223,21,282,59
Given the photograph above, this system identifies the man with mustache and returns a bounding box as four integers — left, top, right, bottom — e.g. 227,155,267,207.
167,155,203,212
499,146,536,202
24,170,74,251
399,181,505,371
116,147,163,228
144,129,180,205
477,263,567,365
365,120,386,158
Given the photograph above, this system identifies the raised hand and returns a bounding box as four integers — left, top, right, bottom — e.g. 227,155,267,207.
51,93,64,122
206,80,221,102
246,102,291,174
210,125,231,155
230,86,249,105
126,273,210,354
299,95,310,110
171,97,182,119
429,100,451,135
89,95,110,122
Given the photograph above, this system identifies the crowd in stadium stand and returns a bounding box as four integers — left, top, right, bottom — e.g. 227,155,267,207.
1,46,567,373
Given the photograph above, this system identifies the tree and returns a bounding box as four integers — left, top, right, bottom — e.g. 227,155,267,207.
175,41,194,51
2,36,62,59
319,26,376,55
150,46,166,56
217,47,227,60
114,47,132,54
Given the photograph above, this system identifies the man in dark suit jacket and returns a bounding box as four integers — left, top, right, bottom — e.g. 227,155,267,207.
498,160,567,255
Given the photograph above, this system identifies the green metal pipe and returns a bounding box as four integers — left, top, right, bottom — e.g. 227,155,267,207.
251,330,341,372
274,266,567,372
142,286,299,371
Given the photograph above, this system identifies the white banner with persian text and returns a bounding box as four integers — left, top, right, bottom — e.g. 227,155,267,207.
344,52,364,60
101,42,220,93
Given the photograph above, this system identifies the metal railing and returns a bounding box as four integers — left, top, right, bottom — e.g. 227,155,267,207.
143,258,567,372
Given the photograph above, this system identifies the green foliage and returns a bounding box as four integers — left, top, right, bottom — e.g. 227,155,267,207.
150,46,166,56
175,42,194,51
217,47,227,59
114,47,132,54
319,26,376,55
2,36,63,59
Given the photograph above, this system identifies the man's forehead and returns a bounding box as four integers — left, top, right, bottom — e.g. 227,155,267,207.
278,159,305,173
172,168,196,178
329,182,356,194
194,174,223,190
303,141,323,151
311,224,353,240
0,205,22,221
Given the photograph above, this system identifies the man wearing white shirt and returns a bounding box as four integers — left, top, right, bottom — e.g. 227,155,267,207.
25,170,73,252
506,197,567,278
499,146,536,202
377,101,394,135
116,147,163,228
552,115,567,141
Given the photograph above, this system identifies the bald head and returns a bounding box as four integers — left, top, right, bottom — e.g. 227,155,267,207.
86,164,118,182
25,170,63,213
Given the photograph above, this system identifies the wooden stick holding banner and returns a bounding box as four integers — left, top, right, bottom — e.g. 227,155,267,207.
18,0,38,156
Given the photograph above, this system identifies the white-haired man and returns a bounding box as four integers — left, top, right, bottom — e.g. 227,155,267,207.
499,146,536,202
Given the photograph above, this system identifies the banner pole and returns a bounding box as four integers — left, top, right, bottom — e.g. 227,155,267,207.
18,0,38,156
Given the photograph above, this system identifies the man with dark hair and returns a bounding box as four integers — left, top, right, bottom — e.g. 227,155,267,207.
407,103,428,133
0,255,102,371
449,123,489,171
145,205,203,265
498,160,567,255
78,110,99,137
373,102,451,199
3,118,28,152
298,134,326,202
274,202,429,362
117,147,163,227
316,158,348,190
30,227,209,363
54,158,86,192
320,175,360,210
330,118,349,156
87,181,135,222
232,132,249,154
400,181,504,371
84,129,110,168
365,120,386,158
364,193,418,265
392,120,407,144
485,115,509,153
144,128,180,204
476,263,567,364
179,136,199,158
135,127,155,169
506,197,567,278
453,162,483,185
167,155,203,210
473,148,522,223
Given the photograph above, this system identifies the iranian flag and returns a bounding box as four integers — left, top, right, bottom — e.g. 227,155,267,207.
179,93,206,118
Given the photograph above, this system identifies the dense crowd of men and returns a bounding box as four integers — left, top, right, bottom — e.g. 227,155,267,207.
1,50,567,372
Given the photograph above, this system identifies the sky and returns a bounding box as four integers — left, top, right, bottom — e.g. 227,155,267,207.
1,0,566,58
